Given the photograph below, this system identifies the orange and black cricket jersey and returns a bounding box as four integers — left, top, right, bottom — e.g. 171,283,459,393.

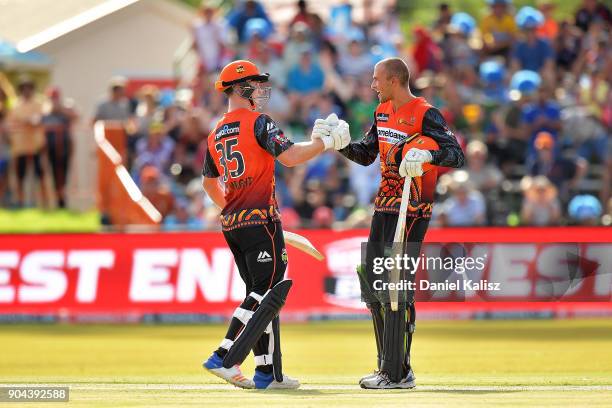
340,97,465,217
202,108,293,231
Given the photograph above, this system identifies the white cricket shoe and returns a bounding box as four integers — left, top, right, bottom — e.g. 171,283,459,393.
203,353,254,389
360,369,416,390
254,370,300,389
359,370,380,385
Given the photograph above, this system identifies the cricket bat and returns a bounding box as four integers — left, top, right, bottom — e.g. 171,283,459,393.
284,231,325,261
390,176,411,311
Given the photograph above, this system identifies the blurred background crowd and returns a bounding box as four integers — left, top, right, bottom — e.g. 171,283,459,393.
0,0,610,230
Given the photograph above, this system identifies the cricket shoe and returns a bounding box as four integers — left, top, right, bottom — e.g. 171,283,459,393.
253,370,300,389
358,370,380,385
360,369,416,390
203,353,254,389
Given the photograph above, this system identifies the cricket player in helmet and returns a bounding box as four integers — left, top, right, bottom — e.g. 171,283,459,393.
201,60,350,389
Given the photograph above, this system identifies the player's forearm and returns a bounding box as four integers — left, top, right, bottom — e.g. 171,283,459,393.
202,177,226,209
430,145,465,168
339,142,377,166
277,139,325,167
422,109,465,168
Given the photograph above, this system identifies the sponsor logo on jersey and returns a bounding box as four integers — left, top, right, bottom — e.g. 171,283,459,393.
267,120,290,145
281,248,288,264
257,251,273,263
398,116,415,126
267,121,277,133
215,122,240,140
377,126,408,144
376,113,389,122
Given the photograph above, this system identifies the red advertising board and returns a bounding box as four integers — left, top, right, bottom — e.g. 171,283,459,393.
0,228,610,321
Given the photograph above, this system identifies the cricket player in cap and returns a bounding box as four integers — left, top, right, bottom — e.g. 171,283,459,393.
201,60,350,389
318,58,465,389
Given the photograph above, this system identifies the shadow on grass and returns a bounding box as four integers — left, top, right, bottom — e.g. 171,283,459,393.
411,389,524,395
250,389,325,396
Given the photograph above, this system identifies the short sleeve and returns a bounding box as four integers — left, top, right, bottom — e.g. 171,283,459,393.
254,114,294,157
202,146,220,178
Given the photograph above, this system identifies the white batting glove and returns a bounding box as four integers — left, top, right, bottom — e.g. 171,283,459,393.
311,118,332,140
325,113,339,127
399,148,433,178
329,120,350,150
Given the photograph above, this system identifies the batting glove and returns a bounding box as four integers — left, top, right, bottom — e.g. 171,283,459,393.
399,148,433,178
311,118,332,140
329,120,351,150
325,113,339,127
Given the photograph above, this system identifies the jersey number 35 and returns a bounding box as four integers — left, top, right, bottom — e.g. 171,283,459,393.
215,137,245,182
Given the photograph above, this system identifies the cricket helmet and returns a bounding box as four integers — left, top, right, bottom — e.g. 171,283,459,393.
215,60,269,92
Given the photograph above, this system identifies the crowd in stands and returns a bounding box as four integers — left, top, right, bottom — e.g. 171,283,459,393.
0,0,610,230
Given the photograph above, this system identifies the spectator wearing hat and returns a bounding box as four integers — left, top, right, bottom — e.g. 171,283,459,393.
133,121,175,179
192,1,229,73
536,1,558,39
226,0,273,44
139,165,174,220
520,175,561,226
528,131,587,201
521,85,561,158
481,0,518,58
512,6,555,80
437,171,486,226
41,87,78,208
134,85,160,137
243,18,272,58
93,76,131,123
7,75,48,207
568,194,602,225
283,21,314,69
463,140,503,193
443,12,478,72
479,60,508,105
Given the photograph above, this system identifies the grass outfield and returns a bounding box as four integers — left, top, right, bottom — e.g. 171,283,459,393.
1,319,611,407
0,209,99,233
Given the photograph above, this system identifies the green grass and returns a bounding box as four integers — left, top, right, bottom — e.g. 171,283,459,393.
0,319,611,406
0,209,100,233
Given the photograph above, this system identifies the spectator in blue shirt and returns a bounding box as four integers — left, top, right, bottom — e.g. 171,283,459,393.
226,0,273,43
286,47,325,95
522,87,561,159
436,171,487,226
512,7,554,78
